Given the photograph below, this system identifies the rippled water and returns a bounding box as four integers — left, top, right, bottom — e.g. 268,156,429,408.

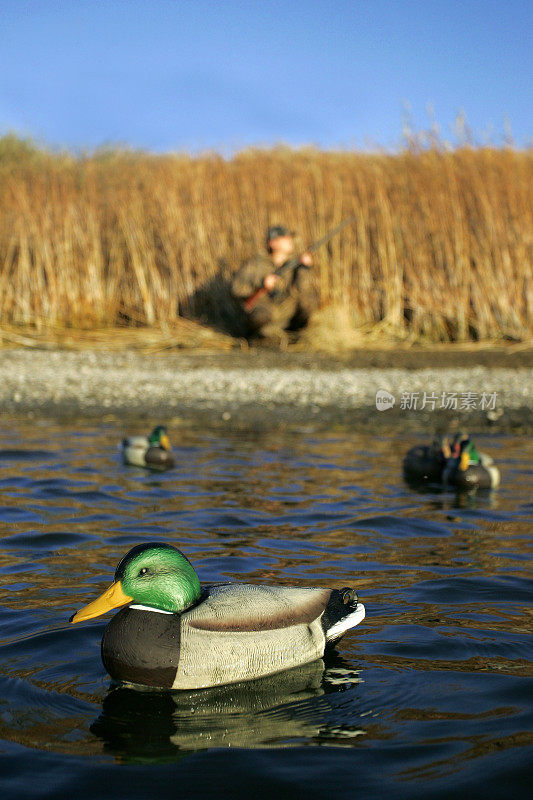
0,419,531,799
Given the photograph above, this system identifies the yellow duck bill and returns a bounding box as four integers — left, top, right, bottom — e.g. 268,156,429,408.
70,581,133,624
459,451,470,471
159,433,171,451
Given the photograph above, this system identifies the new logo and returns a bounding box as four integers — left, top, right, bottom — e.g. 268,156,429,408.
375,390,395,411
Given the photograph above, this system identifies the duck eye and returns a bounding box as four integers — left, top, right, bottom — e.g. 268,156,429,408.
139,567,149,576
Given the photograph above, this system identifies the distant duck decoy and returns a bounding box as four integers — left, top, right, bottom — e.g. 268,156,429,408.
70,542,365,690
120,425,174,469
404,433,500,490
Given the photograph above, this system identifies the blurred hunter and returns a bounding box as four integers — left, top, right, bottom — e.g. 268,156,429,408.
231,225,319,346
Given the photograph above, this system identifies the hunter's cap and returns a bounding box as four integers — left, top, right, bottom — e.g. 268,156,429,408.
266,225,295,241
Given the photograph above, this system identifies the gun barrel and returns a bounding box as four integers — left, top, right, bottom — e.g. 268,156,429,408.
307,214,357,254
275,214,356,277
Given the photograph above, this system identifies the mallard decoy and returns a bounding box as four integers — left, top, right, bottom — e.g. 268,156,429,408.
443,436,500,490
70,542,365,690
404,433,500,490
120,425,174,469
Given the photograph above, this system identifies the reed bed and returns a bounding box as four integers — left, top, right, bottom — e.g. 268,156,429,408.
0,135,531,343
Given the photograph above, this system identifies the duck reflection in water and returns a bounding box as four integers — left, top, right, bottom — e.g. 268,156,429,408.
90,655,364,763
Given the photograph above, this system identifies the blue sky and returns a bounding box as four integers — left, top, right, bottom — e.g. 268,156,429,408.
1,0,531,152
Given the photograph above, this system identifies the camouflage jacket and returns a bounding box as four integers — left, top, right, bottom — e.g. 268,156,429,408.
231,254,318,314
231,254,287,301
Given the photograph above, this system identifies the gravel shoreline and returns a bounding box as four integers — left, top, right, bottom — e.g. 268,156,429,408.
1,348,531,433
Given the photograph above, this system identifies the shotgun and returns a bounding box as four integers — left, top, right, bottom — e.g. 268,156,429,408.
243,215,356,312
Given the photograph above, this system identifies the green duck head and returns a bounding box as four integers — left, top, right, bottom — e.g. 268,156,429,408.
148,426,171,451
70,543,201,623
458,439,480,471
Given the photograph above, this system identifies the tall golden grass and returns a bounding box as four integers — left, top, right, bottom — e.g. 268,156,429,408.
0,134,531,341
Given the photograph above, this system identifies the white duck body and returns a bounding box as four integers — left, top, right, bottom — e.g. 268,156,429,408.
101,583,366,690
120,435,151,467
478,452,501,488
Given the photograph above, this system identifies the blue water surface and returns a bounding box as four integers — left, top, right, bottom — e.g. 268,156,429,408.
0,419,531,800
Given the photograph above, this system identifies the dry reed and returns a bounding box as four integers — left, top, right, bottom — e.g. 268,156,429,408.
0,134,531,342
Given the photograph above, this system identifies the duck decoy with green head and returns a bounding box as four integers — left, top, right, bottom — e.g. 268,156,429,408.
70,543,365,690
120,425,174,469
404,432,500,490
443,435,500,490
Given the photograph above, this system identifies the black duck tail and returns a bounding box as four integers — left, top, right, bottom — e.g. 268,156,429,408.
321,588,365,645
